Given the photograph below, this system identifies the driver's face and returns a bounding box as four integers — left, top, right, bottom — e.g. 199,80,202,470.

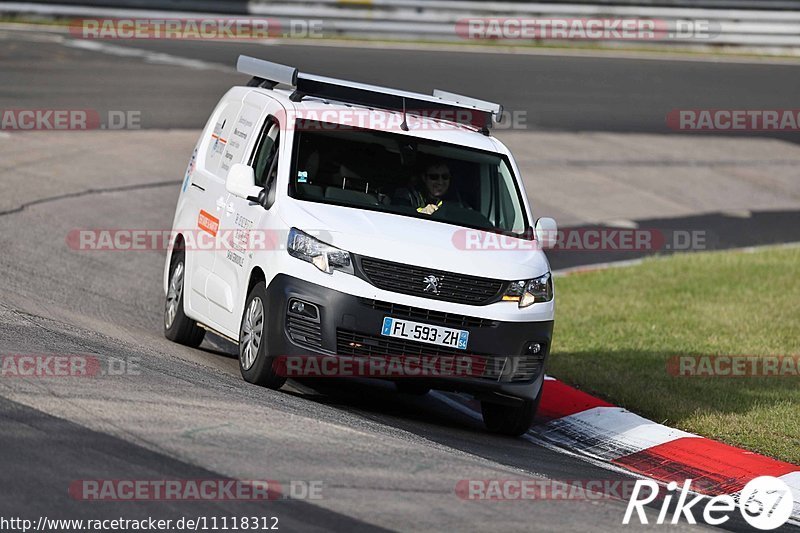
423,164,451,199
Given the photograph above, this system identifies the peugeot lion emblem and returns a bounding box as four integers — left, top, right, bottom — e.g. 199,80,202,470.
423,274,441,295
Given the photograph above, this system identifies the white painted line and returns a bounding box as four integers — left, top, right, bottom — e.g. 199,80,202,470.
721,209,753,218
602,219,639,229
63,39,232,72
429,391,482,422
0,25,235,72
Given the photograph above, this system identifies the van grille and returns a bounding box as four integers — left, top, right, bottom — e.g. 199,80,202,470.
286,314,323,349
362,299,495,329
359,257,504,306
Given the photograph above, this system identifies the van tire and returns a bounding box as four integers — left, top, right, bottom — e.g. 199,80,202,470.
164,249,205,347
239,281,286,390
395,382,431,396
481,389,542,436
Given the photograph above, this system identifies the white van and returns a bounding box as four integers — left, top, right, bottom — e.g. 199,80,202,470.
163,56,557,436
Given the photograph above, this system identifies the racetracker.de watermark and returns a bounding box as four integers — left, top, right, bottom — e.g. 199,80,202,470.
667,355,800,377
66,228,334,252
68,479,323,501
0,354,140,378
452,228,707,252
271,354,525,378
67,228,709,253
667,109,800,132
456,18,718,41
0,109,141,131
1,516,279,532
69,18,323,40
288,109,528,131
455,479,648,501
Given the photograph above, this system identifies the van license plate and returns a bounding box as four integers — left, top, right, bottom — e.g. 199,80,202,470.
381,317,469,350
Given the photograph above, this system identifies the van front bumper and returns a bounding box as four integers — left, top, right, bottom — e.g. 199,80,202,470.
265,274,553,402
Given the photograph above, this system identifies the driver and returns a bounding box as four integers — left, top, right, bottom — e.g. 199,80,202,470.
414,162,452,215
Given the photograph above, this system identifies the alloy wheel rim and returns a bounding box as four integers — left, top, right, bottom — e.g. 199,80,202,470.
240,296,264,371
165,261,184,329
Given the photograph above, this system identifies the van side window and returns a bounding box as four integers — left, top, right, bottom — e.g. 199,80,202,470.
251,119,280,189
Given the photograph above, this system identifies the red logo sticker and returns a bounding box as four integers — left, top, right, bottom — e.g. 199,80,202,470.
197,210,219,237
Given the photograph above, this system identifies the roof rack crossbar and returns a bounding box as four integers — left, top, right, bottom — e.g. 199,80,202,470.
433,89,503,121
295,73,494,131
236,55,502,132
236,56,297,87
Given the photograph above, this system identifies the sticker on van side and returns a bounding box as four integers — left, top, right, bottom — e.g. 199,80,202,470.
220,102,261,176
205,100,240,174
211,121,228,156
197,210,220,237
182,147,198,192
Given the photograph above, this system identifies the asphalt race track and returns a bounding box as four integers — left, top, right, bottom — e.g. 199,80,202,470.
0,26,798,531
3,28,800,137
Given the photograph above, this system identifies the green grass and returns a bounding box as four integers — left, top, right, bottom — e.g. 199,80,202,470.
0,15,73,26
549,246,800,464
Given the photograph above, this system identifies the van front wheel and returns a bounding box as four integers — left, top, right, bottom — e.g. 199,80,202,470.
238,281,286,390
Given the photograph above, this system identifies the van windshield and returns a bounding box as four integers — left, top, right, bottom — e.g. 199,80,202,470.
288,120,528,235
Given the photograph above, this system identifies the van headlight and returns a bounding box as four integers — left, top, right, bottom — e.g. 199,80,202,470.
287,228,354,275
502,272,553,308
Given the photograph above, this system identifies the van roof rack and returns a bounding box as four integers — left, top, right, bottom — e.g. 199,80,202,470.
237,55,503,134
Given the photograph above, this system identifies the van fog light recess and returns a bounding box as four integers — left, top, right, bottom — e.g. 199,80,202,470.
499,342,546,382
286,299,322,349
526,342,542,355
288,298,319,321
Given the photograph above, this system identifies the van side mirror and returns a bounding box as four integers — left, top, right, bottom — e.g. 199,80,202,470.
226,164,262,201
534,217,558,249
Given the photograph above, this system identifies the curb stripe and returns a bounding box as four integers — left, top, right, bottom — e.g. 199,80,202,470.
778,472,800,520
537,378,800,520
612,436,798,494
537,379,613,420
